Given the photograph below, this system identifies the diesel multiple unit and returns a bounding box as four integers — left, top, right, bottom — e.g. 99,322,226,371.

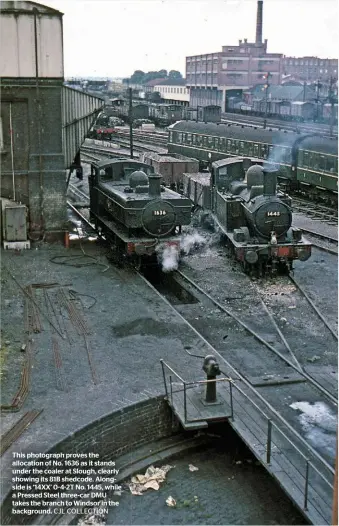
168,121,338,203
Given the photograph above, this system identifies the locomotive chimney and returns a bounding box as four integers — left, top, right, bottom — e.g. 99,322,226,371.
263,164,277,196
255,0,263,45
148,173,162,197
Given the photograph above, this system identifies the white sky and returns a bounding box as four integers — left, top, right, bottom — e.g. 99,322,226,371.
37,0,338,78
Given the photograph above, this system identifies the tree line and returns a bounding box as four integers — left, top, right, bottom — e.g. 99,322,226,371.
123,69,183,85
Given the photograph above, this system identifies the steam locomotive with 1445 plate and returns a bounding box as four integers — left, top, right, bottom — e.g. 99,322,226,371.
184,157,312,276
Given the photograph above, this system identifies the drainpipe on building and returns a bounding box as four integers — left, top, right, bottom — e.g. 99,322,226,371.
33,8,44,239
9,103,16,202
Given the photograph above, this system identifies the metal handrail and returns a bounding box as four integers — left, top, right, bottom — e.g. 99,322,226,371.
230,376,334,482
160,359,233,424
227,373,333,520
160,358,334,518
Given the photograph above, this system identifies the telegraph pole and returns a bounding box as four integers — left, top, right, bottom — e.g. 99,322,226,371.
263,72,271,129
128,87,134,158
315,79,322,122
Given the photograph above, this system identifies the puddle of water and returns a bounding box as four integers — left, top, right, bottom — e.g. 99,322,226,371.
290,401,337,456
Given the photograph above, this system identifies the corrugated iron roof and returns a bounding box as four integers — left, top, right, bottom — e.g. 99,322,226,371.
0,1,63,15
62,86,104,168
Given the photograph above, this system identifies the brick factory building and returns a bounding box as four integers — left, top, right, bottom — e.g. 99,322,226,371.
282,56,338,83
186,0,283,111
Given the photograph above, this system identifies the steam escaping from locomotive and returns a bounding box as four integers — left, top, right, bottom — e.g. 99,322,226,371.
156,231,209,272
180,232,207,254
157,244,180,273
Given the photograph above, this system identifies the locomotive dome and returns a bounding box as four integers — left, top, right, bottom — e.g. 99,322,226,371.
245,164,263,187
129,170,149,188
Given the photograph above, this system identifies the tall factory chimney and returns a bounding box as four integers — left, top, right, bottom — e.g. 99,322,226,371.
255,0,263,45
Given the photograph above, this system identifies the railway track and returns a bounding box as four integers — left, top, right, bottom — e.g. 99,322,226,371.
136,267,335,524
81,145,135,161
0,410,43,456
292,197,338,223
114,128,168,146
67,201,95,231
300,228,338,255
113,136,167,153
221,112,338,138
173,268,337,405
68,183,90,205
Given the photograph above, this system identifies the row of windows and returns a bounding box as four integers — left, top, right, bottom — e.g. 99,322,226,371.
300,151,338,173
158,86,188,94
187,70,218,75
187,75,218,81
284,60,337,66
187,58,219,63
169,131,292,162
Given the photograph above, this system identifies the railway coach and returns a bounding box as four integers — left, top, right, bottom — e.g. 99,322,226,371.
168,121,338,203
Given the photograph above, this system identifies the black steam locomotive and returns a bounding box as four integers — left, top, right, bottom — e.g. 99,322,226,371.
184,157,312,275
89,159,192,265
